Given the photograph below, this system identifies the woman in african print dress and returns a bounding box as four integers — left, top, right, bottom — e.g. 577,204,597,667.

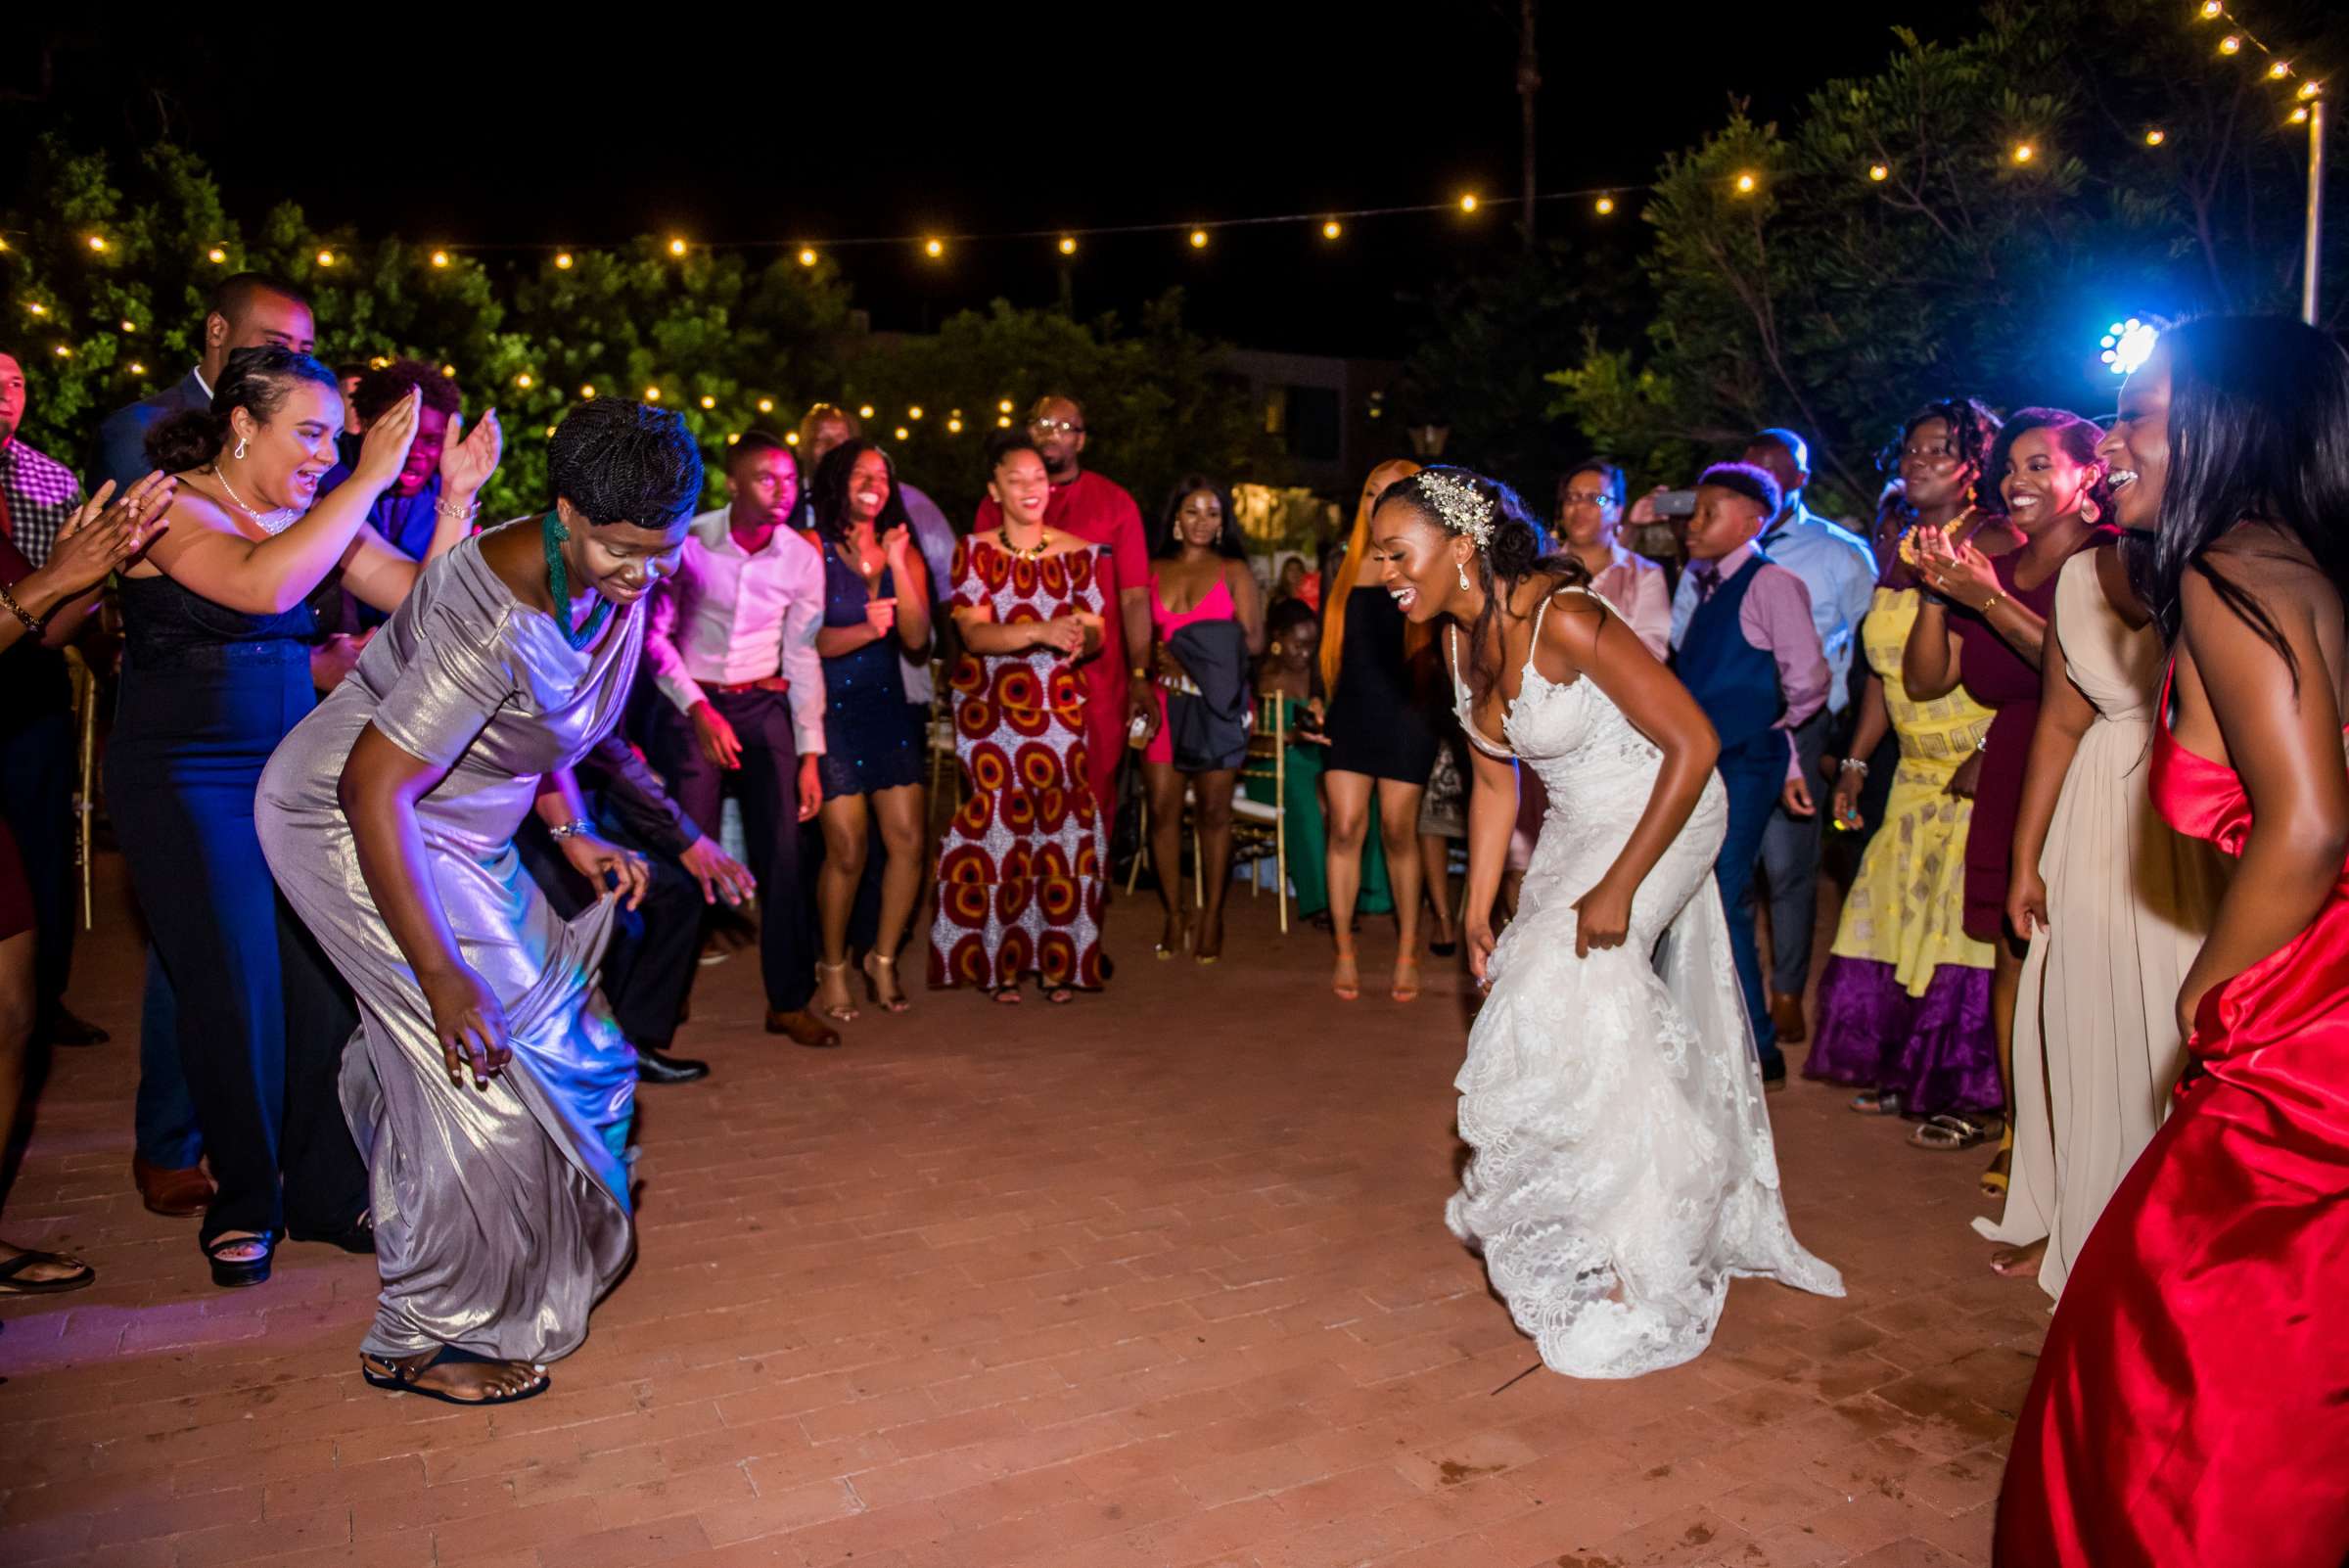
929,433,1109,1002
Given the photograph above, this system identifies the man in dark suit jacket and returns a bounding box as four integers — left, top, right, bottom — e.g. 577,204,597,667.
89,271,315,491
91,270,316,1217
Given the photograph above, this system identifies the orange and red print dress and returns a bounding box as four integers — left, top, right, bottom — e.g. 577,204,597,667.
928,538,1109,993
1996,667,2349,1568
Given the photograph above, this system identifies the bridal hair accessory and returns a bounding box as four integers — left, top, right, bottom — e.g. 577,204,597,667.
1419,471,1495,549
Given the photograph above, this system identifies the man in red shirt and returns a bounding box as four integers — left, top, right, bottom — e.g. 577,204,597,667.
974,394,1152,832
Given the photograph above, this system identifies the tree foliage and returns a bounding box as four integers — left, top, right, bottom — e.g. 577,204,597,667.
1,136,1277,523
1538,0,2343,513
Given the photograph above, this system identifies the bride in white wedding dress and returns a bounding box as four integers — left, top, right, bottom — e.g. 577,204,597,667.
1370,467,1841,1379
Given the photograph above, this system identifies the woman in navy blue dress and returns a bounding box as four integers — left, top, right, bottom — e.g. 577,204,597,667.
809,440,932,1021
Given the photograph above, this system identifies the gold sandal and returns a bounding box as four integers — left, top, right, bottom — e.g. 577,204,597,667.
861,951,911,1014
814,959,860,1024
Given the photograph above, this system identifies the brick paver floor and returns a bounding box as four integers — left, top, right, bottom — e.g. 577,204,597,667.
1,859,2040,1567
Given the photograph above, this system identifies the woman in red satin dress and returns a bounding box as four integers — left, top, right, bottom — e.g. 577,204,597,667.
1996,317,2349,1567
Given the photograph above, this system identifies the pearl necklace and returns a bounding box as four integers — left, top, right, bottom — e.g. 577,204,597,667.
210,464,300,536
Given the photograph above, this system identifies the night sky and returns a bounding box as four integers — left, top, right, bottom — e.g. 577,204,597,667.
7,9,1963,357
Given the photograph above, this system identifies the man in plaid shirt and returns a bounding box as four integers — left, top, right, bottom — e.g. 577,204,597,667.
0,346,110,1054
0,349,84,568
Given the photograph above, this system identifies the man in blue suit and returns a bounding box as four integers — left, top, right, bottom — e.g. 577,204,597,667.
89,270,315,1218
89,271,314,490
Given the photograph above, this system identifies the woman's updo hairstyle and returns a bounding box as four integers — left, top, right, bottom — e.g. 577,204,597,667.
1374,464,1589,700
547,397,705,530
146,346,339,475
1983,407,2113,523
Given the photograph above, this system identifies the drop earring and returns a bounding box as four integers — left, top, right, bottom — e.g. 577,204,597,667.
232,437,248,461
2081,494,2101,525
1456,560,1473,592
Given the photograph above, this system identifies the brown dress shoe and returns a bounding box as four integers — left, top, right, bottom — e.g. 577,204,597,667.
765,1008,843,1048
1770,992,1809,1046
132,1155,215,1218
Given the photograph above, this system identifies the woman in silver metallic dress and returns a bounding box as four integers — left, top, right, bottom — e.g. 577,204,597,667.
256,399,700,1406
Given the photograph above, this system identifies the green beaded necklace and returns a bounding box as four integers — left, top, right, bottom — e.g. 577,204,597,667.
540,511,613,651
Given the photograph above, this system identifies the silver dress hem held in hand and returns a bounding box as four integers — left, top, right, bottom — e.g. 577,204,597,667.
257,537,640,1365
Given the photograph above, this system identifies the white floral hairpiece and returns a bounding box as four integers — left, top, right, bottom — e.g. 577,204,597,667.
1417,471,1495,549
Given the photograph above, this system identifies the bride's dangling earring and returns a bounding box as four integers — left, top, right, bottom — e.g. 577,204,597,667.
1456,559,1473,592
232,437,248,461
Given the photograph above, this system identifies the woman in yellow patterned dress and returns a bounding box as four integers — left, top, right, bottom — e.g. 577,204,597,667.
1803,403,2009,1119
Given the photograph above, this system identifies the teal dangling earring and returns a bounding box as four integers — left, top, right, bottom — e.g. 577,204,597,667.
541,510,613,651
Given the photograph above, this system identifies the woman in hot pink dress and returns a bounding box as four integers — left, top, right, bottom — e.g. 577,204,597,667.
1138,475,1265,962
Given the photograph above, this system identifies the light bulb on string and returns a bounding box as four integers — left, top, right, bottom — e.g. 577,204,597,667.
908,405,924,420
2291,105,2311,123
23,301,44,316
700,394,715,409
2144,128,2167,146
128,361,145,375
2269,60,2291,79
894,426,910,440
1734,171,1757,194
2299,80,2323,100
857,404,874,419
120,318,136,333
1188,228,1210,249
924,237,944,258
86,235,107,253
997,415,1013,428
316,249,336,266
515,373,533,390
555,253,574,269
785,431,800,445
1058,236,1078,255
53,345,70,358
998,399,1014,414
207,247,227,264
580,384,596,398
668,237,688,256
1595,196,1616,213
1458,193,1480,212
2011,142,2037,164
645,386,662,401
431,251,450,268
2219,34,2241,55
726,433,740,445
1322,219,1343,239
2197,0,2221,16
757,397,774,413
798,247,818,266
1867,163,1889,182
440,364,456,378
947,417,963,433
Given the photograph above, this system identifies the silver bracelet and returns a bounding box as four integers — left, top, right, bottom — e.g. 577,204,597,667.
434,495,482,521
1838,758,1869,777
545,818,595,841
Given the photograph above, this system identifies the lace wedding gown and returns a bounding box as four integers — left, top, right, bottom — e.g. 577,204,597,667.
1445,590,1843,1378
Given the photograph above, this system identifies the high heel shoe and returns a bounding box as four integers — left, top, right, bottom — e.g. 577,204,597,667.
1392,956,1422,1003
814,959,860,1024
1332,952,1360,1001
1155,912,1193,960
861,951,911,1014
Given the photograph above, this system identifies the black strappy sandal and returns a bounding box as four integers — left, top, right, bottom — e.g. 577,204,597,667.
204,1230,276,1289
0,1246,96,1295
361,1346,550,1407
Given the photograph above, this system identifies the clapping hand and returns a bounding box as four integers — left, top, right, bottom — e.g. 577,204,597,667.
1912,526,1999,610
353,387,423,489
45,472,175,595
437,406,503,497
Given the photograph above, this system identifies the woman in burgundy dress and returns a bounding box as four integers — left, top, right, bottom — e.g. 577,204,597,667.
1996,318,2349,1567
1903,410,2113,1196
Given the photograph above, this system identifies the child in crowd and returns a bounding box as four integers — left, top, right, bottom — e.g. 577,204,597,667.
1669,463,1828,1084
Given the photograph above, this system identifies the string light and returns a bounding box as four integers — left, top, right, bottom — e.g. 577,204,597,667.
207,247,226,263
2011,142,2037,164
119,318,136,332
1595,196,1615,214
857,404,874,419
908,405,924,420
1058,236,1078,254
53,346,69,358
431,251,450,267
646,385,662,400
668,237,688,256
894,426,911,440
1734,172,1758,194
998,399,1014,414
785,431,801,445
1321,219,1343,239
440,364,456,377
924,237,944,258
997,415,1013,428
726,433,740,445
2300,80,2324,100
580,384,596,398
545,426,557,438
1867,163,1889,182
2198,0,2221,16
700,394,715,409
1188,228,1210,248
128,361,145,375
2219,34,2242,54
757,397,774,413
85,235,107,253
316,249,335,266
2290,105,2311,122
516,373,533,389
798,247,818,266
2145,128,2167,146
946,417,963,433
23,301,44,316
555,252,574,269
2269,59,2291,78
370,355,390,369
1459,193,1481,213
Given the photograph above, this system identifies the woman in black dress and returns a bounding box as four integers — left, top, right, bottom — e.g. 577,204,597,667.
1319,458,1441,1001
